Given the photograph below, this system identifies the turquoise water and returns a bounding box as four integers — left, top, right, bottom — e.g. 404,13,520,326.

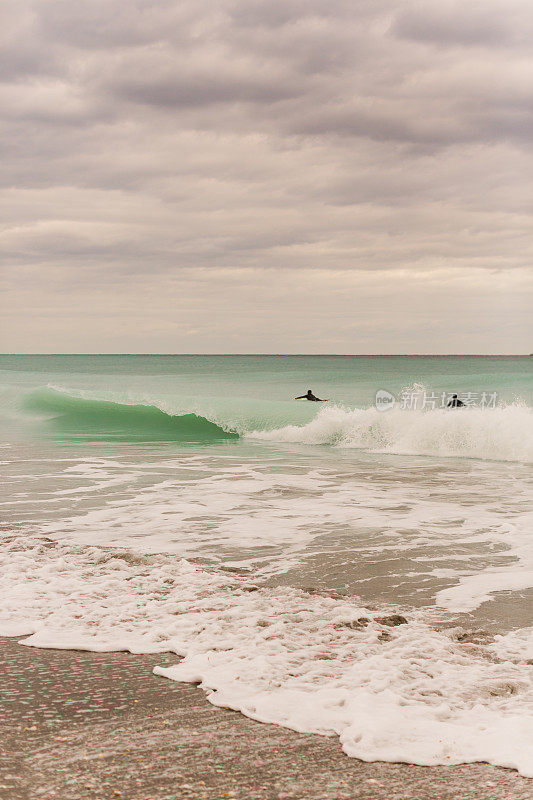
1,354,532,444
1,355,532,774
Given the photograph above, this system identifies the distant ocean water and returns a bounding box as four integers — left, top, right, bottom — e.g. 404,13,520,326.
1,355,532,775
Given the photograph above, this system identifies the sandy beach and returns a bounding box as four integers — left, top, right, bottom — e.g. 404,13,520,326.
1,636,531,800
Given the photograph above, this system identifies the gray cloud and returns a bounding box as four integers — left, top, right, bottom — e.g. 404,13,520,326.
1,0,531,352
393,0,533,48
113,72,300,108
36,0,185,49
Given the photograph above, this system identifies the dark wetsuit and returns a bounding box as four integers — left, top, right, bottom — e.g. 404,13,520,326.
295,390,324,402
447,396,465,408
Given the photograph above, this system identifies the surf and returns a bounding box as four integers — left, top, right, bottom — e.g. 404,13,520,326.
4,538,532,777
16,385,533,462
248,403,533,463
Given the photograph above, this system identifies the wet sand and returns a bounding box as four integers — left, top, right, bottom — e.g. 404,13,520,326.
1,636,531,800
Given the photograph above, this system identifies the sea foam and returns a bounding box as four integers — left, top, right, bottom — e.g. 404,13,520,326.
1,535,531,776
249,403,533,463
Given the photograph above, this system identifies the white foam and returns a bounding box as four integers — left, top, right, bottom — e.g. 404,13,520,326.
33,456,529,602
2,442,532,775
491,628,533,663
249,404,533,463
1,534,531,776
435,511,533,613
5,450,529,612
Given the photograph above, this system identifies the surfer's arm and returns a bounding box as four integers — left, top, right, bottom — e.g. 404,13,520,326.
294,394,307,399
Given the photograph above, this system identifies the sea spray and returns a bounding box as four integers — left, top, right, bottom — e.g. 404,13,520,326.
249,403,533,463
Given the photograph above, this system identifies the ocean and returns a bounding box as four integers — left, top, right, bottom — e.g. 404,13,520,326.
1,355,532,775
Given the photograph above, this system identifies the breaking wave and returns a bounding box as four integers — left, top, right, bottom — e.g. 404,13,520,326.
248,404,533,463
18,386,533,461
23,387,238,442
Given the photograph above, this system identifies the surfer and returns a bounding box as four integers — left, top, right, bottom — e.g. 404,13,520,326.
295,389,327,402
447,394,465,408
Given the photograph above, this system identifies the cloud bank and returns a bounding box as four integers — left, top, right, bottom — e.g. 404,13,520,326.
1,0,531,352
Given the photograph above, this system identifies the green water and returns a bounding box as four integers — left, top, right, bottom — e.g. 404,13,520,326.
1,354,531,444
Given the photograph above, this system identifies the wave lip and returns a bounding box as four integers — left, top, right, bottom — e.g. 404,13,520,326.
23,387,238,442
248,403,533,463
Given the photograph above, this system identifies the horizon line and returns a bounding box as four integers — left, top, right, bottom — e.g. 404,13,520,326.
1,353,529,358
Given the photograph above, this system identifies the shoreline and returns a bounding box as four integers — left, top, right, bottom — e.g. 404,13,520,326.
1,636,531,800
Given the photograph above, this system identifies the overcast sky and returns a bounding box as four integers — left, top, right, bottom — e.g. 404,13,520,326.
1,0,532,353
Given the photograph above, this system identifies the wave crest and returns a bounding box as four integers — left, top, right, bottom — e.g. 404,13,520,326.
20,386,533,460
23,387,238,442
248,404,533,463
